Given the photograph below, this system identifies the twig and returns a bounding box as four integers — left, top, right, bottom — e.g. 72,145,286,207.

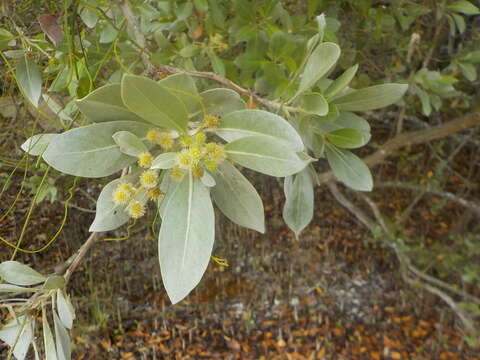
63,232,100,283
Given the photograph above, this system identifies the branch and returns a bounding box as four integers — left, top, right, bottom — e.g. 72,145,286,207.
317,111,480,185
62,232,100,283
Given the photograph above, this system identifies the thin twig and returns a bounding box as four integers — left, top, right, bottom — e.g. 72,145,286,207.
63,232,100,283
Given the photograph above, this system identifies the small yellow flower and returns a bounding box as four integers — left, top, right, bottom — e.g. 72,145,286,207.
117,182,134,193
194,132,207,145
176,150,191,168
203,114,220,128
170,167,185,181
157,132,174,150
127,201,145,219
140,170,158,188
138,152,153,168
188,146,204,164
192,166,204,179
203,160,218,172
146,129,161,143
112,189,130,205
179,135,193,147
207,143,226,163
147,187,163,201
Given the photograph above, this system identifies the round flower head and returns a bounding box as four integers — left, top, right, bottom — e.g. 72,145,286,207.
203,160,218,172
112,187,131,205
117,182,134,194
179,135,193,147
203,114,220,128
188,146,204,165
192,166,204,179
157,132,174,150
138,152,153,168
147,187,163,201
127,201,145,219
207,143,226,163
194,132,207,145
170,167,185,181
146,129,161,143
176,150,191,168
140,170,158,188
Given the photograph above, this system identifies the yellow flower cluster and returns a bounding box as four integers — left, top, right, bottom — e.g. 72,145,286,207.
138,152,153,168
146,129,174,150
203,114,220,129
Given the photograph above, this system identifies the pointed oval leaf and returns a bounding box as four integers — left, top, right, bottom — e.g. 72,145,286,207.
151,152,178,169
211,161,265,233
76,83,144,123
158,73,200,114
326,128,366,149
42,311,58,360
21,134,57,156
298,42,341,95
201,88,245,117
121,74,188,132
300,93,329,116
332,83,408,111
225,136,309,177
112,131,148,157
53,312,71,360
216,110,304,151
56,290,75,330
200,171,216,187
16,56,42,107
0,261,46,286
283,167,314,238
324,64,359,99
325,145,373,191
0,284,34,293
335,112,371,144
89,173,138,232
0,315,33,360
159,173,215,304
43,121,151,178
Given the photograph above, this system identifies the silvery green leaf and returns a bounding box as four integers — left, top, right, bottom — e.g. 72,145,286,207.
200,171,216,187
121,74,188,132
56,290,75,330
80,6,98,28
76,84,144,123
16,55,42,107
0,315,33,360
225,136,309,177
42,94,73,123
112,131,148,157
211,161,264,233
42,310,58,360
297,42,341,95
158,73,199,114
325,145,373,191
335,112,371,144
159,172,215,304
89,173,138,232
43,121,151,178
43,276,65,290
324,64,358,99
283,168,314,238
0,284,34,293
158,171,175,218
53,312,71,360
332,84,408,111
200,88,245,117
0,261,46,285
316,13,326,42
216,110,304,151
21,134,57,156
151,152,178,170
326,128,366,149
299,93,329,116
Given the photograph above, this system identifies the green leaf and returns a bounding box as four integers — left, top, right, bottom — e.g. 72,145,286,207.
297,42,341,95
43,276,66,290
283,167,314,238
53,312,71,360
299,93,329,116
43,121,151,178
80,7,98,28
324,64,359,99
121,74,189,133
159,172,215,304
112,131,148,157
0,284,34,293
0,315,33,360
16,55,42,107
325,145,373,191
216,109,304,151
458,62,477,81
332,83,408,111
225,135,309,177
76,84,145,123
447,0,480,15
335,112,371,145
0,261,46,286
21,134,58,156
194,0,209,11
89,173,138,232
56,290,75,330
151,152,178,169
200,88,245,117
326,128,366,149
43,310,58,360
211,161,265,233
158,73,200,114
